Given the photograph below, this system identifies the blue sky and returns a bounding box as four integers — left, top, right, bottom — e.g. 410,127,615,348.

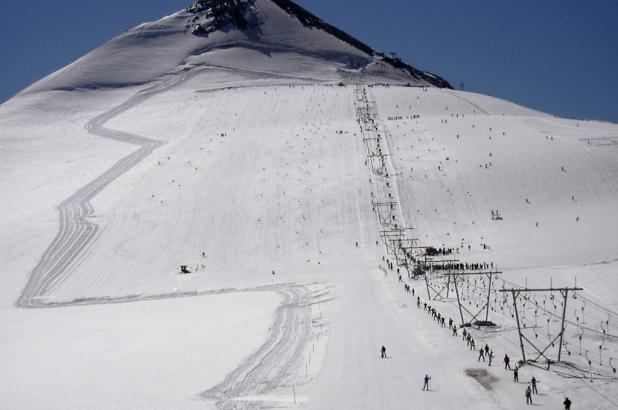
1,0,616,122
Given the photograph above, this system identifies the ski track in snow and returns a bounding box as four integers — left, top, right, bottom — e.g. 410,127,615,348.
14,64,317,407
10,63,318,410
16,65,319,308
15,71,187,307
202,285,312,409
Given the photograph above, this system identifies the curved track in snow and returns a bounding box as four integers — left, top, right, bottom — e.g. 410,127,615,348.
202,285,312,409
16,62,322,309
14,67,318,408
15,69,202,307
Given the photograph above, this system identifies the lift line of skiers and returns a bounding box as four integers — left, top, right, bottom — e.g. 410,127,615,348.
377,291,573,408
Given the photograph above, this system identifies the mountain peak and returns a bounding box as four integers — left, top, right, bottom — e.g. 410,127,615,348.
21,0,451,95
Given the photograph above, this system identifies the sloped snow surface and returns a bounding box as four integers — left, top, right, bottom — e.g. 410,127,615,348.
1,1,617,409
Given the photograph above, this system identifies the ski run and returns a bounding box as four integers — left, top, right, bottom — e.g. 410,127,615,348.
1,0,618,409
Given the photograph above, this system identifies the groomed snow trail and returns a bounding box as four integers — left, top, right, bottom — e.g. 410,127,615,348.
202,285,312,409
15,69,205,307
13,66,320,408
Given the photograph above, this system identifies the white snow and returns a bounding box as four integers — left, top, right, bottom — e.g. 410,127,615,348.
1,1,618,409
1,292,279,410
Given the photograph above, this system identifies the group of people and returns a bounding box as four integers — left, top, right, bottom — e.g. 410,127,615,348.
420,298,447,328
410,291,573,409
424,246,454,256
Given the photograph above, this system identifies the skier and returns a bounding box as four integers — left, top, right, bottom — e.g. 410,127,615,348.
478,348,485,362
563,397,571,410
525,386,532,405
514,366,519,382
381,345,387,358
423,374,431,391
504,354,511,370
531,377,537,394
488,350,494,366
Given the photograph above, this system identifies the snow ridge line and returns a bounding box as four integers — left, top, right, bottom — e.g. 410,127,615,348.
201,285,312,409
16,68,204,308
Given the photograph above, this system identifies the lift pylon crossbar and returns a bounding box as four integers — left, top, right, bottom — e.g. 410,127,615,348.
499,287,583,366
448,271,502,326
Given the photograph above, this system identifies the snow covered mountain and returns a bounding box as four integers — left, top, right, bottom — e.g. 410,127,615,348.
1,1,617,410
22,0,450,95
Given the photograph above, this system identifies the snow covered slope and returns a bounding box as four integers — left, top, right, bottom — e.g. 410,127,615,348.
1,1,618,409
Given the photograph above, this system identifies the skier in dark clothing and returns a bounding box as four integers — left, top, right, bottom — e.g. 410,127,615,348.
504,354,511,370
531,377,537,394
563,397,571,409
525,386,532,405
514,366,519,382
423,374,431,391
381,345,387,358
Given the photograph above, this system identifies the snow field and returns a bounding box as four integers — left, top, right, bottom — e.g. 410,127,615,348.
365,85,618,408
1,291,280,410
54,77,375,301
1,74,617,409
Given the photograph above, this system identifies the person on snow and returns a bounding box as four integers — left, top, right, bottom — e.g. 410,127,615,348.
504,354,511,370
514,366,519,382
381,345,387,358
423,374,431,391
563,397,571,410
488,350,494,366
478,348,485,362
525,386,532,405
531,376,537,394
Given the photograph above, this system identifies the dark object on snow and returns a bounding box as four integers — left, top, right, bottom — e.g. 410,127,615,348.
525,386,532,404
180,265,191,274
187,0,256,34
563,397,571,410
423,374,431,391
381,345,387,358
473,320,497,327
